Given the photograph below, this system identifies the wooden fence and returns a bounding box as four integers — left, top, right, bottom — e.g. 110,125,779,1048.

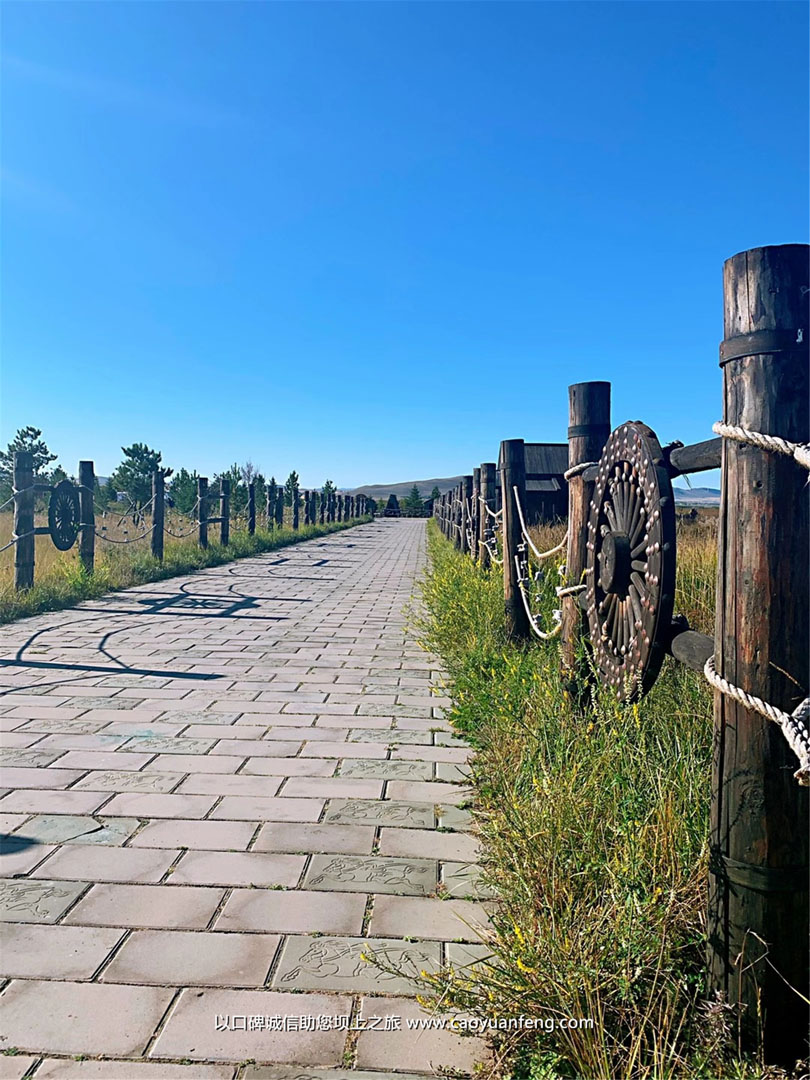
5,467,372,590
434,244,809,1065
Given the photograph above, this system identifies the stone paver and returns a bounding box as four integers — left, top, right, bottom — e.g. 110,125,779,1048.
101,928,281,986
0,521,486,1074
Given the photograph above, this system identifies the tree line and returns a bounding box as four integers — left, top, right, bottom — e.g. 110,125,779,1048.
0,428,338,516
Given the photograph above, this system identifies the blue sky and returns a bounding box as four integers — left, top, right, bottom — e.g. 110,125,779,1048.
2,1,807,489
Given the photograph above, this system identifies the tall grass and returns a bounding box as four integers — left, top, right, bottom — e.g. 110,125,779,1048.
0,516,370,624
414,521,796,1079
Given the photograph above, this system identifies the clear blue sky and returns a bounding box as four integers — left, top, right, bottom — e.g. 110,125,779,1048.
2,1,807,490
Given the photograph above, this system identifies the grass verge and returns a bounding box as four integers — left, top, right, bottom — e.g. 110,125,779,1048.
412,520,791,1080
0,518,371,624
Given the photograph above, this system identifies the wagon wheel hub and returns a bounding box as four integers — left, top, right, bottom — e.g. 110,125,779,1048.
600,530,631,597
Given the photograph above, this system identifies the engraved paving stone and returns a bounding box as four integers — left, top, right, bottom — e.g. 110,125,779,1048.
0,749,65,767
272,935,440,994
322,799,436,829
348,729,432,744
74,770,183,793
338,758,433,780
0,878,88,923
305,854,437,896
124,736,215,754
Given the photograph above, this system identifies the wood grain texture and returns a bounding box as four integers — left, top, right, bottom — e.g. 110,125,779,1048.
561,382,611,672
709,244,809,1062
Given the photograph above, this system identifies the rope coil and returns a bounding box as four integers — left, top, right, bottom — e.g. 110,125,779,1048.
704,656,810,786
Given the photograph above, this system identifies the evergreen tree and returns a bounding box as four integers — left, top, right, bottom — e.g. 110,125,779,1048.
110,443,171,510
168,468,199,514
284,470,300,507
403,485,422,510
430,486,441,501
0,427,58,499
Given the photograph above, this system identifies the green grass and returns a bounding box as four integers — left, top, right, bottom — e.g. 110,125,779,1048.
412,521,795,1080
0,518,371,624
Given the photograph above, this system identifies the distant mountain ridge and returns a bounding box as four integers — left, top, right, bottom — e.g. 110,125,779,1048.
345,476,721,507
344,477,464,500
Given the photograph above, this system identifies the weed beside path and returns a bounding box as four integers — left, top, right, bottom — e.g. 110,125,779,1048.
413,522,783,1080
0,518,371,624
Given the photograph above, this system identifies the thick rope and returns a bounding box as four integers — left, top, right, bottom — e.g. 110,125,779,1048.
516,557,561,639
564,460,598,481
713,422,810,471
556,583,586,598
479,496,502,521
704,656,810,786
512,486,568,561
0,531,36,554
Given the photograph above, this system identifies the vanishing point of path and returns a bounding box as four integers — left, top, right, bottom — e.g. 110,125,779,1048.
0,519,490,1080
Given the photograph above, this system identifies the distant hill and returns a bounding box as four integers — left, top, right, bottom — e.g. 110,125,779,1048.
673,486,720,506
345,476,721,507
344,477,463,500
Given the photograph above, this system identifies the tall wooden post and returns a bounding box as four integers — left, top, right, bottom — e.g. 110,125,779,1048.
13,451,34,590
198,478,208,549
151,470,164,562
248,482,256,535
479,463,496,570
329,493,335,523
220,478,230,546
266,488,274,530
292,485,300,530
275,489,284,529
460,476,473,555
708,244,809,1063
79,460,96,574
501,439,529,639
561,381,612,673
303,490,310,527
337,495,343,522
319,493,325,525
471,468,481,560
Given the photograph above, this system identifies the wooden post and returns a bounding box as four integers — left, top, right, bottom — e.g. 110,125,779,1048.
460,476,473,555
248,482,256,535
329,493,335,523
337,495,343,522
220,478,230,546
501,439,529,639
471,468,481,560
266,488,274,530
319,493,325,525
303,490,310,527
275,489,284,529
561,381,612,673
151,470,164,562
479,463,496,570
79,460,96,573
198,478,208,548
708,244,809,1063
292,485,299,530
13,451,34,590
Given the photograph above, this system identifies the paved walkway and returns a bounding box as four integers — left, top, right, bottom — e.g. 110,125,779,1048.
0,519,489,1079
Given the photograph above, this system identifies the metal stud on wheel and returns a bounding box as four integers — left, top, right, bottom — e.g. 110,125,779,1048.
585,421,676,700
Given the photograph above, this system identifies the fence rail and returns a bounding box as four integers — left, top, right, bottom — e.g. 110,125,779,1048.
3,467,373,589
433,243,809,1065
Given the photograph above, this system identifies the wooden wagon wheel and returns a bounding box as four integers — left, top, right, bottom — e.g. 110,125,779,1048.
585,421,676,700
48,479,81,551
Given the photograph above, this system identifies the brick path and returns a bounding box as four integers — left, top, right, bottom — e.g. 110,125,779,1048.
0,520,489,1079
